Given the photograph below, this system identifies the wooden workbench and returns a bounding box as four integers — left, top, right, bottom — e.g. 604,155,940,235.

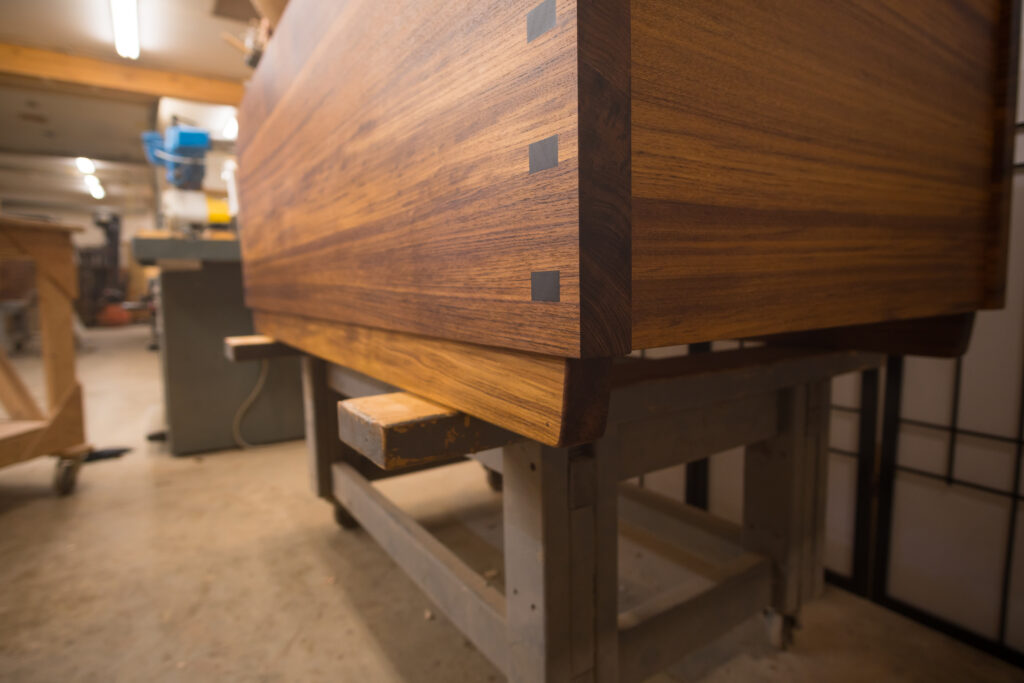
230,2,1018,678
237,0,1019,445
229,337,882,681
0,216,90,494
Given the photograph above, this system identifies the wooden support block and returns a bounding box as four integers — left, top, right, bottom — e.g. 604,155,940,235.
331,461,508,673
223,334,296,362
337,392,520,471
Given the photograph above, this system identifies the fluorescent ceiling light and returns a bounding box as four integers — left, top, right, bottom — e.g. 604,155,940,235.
75,157,96,174
222,116,239,141
109,0,140,60
84,174,105,199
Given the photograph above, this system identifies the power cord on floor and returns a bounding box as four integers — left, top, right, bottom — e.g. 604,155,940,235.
232,359,269,449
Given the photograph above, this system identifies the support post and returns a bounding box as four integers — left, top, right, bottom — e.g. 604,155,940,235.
741,381,830,621
301,356,384,501
502,441,618,682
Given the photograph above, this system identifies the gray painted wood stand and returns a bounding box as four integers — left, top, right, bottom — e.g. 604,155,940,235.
237,340,880,682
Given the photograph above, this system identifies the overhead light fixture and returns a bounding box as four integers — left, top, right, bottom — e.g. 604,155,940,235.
75,157,96,174
222,116,238,141
84,174,106,200
109,0,140,60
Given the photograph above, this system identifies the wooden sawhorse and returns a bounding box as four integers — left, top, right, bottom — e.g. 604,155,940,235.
0,217,90,495
227,337,879,681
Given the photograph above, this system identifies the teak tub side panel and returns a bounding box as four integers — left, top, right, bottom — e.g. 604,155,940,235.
254,310,611,447
577,0,632,356
984,0,1022,308
630,0,1012,349
239,0,633,358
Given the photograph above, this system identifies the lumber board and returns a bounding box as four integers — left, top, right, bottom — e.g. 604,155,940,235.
337,392,520,471
255,311,610,446
0,43,244,105
223,334,296,361
631,0,1015,349
238,0,630,358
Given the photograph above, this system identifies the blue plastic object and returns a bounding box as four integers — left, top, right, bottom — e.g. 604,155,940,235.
140,125,211,190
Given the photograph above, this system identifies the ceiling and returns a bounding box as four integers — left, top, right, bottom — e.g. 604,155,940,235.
0,0,256,81
0,82,154,162
0,0,255,215
0,152,154,214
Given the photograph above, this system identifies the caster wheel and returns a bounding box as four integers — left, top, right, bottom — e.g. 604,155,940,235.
53,458,81,496
486,469,503,492
334,502,359,530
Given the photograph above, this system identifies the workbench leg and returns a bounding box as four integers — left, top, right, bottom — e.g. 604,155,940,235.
742,381,830,641
302,356,341,501
302,357,384,528
35,248,78,414
502,441,618,683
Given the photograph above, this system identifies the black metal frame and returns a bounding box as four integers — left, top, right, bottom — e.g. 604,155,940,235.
824,368,880,596
836,355,1024,668
685,341,712,509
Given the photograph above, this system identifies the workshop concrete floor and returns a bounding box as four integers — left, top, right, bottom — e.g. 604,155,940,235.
0,325,1021,682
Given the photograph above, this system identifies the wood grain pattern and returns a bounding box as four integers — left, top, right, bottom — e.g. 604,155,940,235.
239,0,630,358
337,392,519,470
631,0,1013,349
240,0,1011,363
254,311,610,446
